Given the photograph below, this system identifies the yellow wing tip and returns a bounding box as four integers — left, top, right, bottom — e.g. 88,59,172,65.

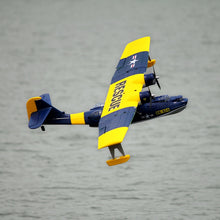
120,36,151,59
98,127,128,149
106,155,130,166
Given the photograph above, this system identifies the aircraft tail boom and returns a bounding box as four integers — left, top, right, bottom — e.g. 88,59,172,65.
26,94,72,129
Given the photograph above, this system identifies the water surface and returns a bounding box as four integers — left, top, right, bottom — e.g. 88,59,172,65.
0,0,219,219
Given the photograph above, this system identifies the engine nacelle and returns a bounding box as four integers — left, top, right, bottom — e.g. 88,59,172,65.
144,73,156,87
139,90,152,103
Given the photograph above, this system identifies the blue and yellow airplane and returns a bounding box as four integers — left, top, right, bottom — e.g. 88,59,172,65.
26,36,188,166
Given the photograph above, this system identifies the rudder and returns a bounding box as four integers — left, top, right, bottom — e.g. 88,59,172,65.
26,94,54,129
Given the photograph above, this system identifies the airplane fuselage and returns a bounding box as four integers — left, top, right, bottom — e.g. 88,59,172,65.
42,94,187,128
75,95,188,127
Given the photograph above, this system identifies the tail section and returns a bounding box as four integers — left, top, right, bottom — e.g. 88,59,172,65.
26,96,42,121
26,94,70,129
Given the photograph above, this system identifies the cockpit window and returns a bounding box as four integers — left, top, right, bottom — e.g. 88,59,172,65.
90,104,104,110
153,95,169,103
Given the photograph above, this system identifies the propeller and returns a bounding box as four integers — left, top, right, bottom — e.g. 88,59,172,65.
149,55,161,89
147,86,154,107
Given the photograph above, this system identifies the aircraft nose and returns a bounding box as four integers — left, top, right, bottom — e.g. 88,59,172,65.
171,96,188,106
182,98,188,106
170,96,188,109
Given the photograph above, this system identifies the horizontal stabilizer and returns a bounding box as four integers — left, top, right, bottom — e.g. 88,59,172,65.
29,107,52,129
40,93,51,105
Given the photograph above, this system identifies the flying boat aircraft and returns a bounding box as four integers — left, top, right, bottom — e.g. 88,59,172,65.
26,36,188,166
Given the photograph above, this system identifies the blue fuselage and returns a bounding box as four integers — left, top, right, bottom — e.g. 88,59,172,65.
84,95,188,127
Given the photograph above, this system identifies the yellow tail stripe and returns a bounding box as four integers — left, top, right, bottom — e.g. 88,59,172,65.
70,112,85,125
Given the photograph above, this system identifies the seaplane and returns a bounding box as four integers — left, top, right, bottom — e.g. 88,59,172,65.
26,36,188,166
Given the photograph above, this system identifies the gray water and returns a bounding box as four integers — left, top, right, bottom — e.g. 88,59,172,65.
0,0,219,219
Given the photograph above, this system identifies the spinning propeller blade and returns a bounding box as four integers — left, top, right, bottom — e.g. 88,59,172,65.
147,86,154,106
149,55,161,89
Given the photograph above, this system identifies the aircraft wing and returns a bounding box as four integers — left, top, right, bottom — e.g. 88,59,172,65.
98,36,150,149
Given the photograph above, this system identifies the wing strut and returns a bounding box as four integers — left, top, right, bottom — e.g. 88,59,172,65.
108,143,125,158
106,144,130,166
149,55,161,89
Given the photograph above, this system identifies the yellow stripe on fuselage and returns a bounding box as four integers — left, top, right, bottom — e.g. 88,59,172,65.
101,74,145,118
120,36,150,59
70,112,85,125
